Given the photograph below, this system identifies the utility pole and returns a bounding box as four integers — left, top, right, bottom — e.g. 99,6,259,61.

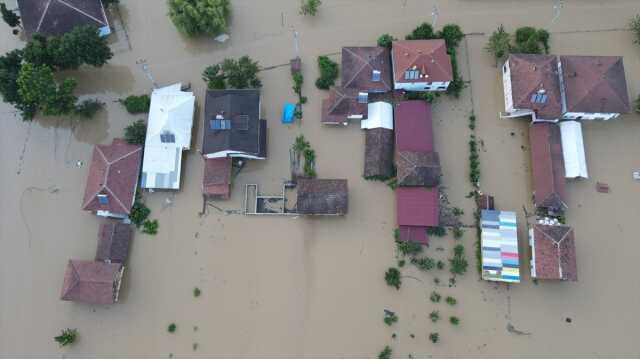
293,30,300,59
136,59,158,89
431,4,439,29
552,0,564,24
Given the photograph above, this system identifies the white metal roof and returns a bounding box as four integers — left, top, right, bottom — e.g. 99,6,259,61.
559,120,588,179
141,83,196,190
361,101,393,130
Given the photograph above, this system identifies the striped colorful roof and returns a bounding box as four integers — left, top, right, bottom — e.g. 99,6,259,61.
481,210,520,283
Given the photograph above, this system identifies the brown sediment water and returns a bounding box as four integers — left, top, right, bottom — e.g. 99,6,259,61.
1,1,640,358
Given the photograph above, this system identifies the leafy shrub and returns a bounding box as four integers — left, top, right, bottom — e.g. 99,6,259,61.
193,287,201,297
129,201,150,227
445,296,457,306
54,328,77,347
300,0,321,16
385,267,402,290
429,332,439,343
315,56,338,89
452,227,464,240
486,25,512,62
377,34,395,48
378,346,392,359
406,22,435,40
74,99,104,118
384,312,398,326
439,24,464,48
168,0,230,37
449,244,468,275
398,259,405,268
452,207,464,217
450,316,460,325
396,240,423,257
427,226,447,237
429,310,440,323
430,291,441,303
168,323,177,333
413,257,435,271
513,26,550,54
631,15,640,45
142,219,159,235
122,95,150,114
124,119,147,145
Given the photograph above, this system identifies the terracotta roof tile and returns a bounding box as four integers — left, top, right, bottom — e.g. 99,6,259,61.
392,40,453,84
529,123,567,211
296,179,348,215
396,151,440,187
60,260,122,304
341,47,392,93
507,54,563,120
532,224,577,281
364,128,394,178
321,87,368,124
203,157,232,199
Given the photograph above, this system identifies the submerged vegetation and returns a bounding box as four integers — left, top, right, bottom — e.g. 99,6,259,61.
54,328,78,347
383,311,398,326
122,95,150,114
292,135,317,178
486,25,551,62
300,0,321,16
631,15,640,46
378,346,392,359
449,244,469,275
203,56,262,90
385,267,402,290
315,56,339,89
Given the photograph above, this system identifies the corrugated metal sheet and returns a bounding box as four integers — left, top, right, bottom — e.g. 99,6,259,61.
559,121,588,179
481,210,520,283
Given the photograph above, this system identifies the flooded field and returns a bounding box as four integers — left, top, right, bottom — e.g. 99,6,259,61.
1,0,640,358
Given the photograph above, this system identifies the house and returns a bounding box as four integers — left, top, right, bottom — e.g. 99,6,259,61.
296,179,348,215
502,54,630,121
202,89,267,159
529,123,567,213
95,221,133,264
82,139,143,218
341,47,392,93
140,83,195,190
18,0,111,37
529,223,577,281
321,87,368,125
480,210,520,283
203,157,232,200
60,260,124,305
559,121,588,179
391,39,453,92
394,100,441,187
396,187,439,244
363,102,394,179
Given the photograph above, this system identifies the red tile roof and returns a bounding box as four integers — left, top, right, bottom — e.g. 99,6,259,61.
561,56,630,114
529,123,567,211
60,260,123,304
507,54,563,120
392,40,453,84
396,187,439,227
203,157,232,199
396,150,440,187
341,47,392,93
82,139,142,215
321,87,368,124
532,224,577,281
394,101,433,152
95,221,132,263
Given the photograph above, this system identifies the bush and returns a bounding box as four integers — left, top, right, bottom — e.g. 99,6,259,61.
450,316,460,326
631,15,640,45
1,3,20,28
452,227,464,240
513,26,550,54
439,24,464,48
300,0,321,16
430,291,441,303
429,310,440,323
396,240,423,257
427,226,446,237
449,244,468,275
74,99,104,118
142,219,159,235
385,267,402,290
54,328,77,347
413,257,435,271
168,0,230,37
377,34,395,48
122,95,150,114
445,296,457,306
129,201,150,227
378,346,392,359
383,312,398,326
193,287,201,297
315,56,338,89
429,332,439,343
406,22,435,40
168,323,177,333
452,207,464,217
124,119,147,145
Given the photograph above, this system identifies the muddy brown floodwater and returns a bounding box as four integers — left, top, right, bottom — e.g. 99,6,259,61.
2,1,640,358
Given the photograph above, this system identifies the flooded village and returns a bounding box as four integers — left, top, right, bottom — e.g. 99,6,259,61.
1,0,640,358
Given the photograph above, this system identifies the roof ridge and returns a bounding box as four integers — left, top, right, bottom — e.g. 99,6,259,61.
105,184,129,215
62,261,81,297
57,0,107,25
105,146,142,165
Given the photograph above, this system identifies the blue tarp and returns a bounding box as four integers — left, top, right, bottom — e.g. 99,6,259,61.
282,103,296,124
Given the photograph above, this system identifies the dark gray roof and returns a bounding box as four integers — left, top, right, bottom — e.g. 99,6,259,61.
296,179,348,215
95,221,132,263
203,89,266,157
18,0,109,37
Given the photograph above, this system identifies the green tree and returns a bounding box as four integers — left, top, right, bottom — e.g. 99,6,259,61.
0,49,24,105
124,119,147,145
486,25,511,63
384,267,402,290
122,94,151,113
300,0,321,16
406,22,435,40
54,328,78,347
202,56,261,89
315,55,338,89
168,0,230,37
143,219,159,235
24,26,112,70
130,201,151,227
631,15,640,45
396,240,423,257
378,346,392,359
1,2,20,28
439,24,464,48
17,63,78,117
377,33,395,49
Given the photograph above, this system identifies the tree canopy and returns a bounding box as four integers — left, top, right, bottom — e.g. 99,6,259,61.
0,2,20,28
486,25,511,62
168,0,230,37
202,56,261,89
17,63,78,117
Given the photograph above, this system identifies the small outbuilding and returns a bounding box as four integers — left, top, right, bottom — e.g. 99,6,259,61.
529,223,577,281
60,260,124,305
296,179,348,215
480,210,520,283
203,157,232,200
95,221,132,264
18,0,111,37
